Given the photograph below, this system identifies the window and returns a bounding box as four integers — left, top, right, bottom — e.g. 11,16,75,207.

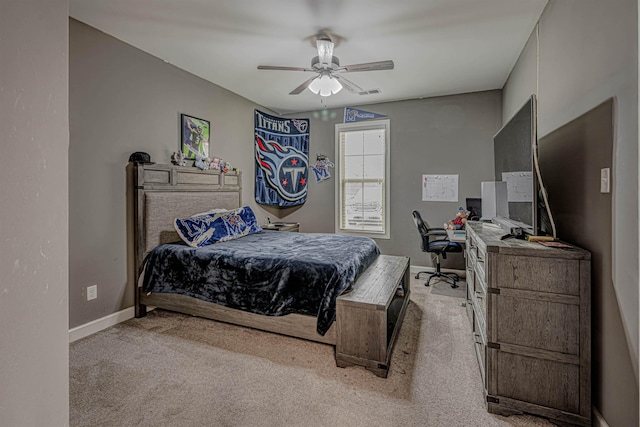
335,120,390,239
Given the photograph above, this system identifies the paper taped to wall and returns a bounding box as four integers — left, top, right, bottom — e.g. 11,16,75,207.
422,174,458,202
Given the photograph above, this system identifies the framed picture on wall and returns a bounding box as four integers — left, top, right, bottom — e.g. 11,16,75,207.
180,114,210,159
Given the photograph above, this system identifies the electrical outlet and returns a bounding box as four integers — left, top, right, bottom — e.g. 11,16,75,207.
600,168,611,193
87,284,97,301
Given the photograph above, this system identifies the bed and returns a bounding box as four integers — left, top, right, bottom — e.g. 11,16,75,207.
130,162,410,376
141,230,380,336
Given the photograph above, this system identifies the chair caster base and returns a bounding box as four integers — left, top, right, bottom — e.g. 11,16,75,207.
425,272,460,288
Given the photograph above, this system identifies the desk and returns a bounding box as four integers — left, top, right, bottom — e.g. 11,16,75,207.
446,229,466,243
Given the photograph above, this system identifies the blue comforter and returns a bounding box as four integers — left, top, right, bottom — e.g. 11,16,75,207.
141,231,380,335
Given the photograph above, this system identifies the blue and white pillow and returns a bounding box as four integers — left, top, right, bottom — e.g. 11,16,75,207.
174,206,263,248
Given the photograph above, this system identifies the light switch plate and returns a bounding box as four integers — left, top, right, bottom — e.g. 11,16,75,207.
87,284,97,301
600,168,610,193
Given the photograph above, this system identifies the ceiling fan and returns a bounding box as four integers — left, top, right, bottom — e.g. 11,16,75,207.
257,35,394,96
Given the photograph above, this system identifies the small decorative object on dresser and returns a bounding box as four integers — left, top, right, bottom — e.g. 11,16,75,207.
194,154,211,170
170,151,186,166
464,221,591,426
210,157,221,170
128,151,152,164
445,207,468,230
209,157,232,173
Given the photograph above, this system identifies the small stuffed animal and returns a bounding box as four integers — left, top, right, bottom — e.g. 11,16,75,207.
194,154,211,170
171,151,186,166
209,157,221,170
445,207,468,230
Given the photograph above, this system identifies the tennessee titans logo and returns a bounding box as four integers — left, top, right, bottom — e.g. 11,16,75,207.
255,135,308,202
292,119,308,133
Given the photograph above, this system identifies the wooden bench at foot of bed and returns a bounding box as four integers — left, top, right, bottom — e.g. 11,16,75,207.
336,254,411,378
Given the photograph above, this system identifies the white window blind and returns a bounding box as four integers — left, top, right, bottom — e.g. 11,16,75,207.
335,120,390,239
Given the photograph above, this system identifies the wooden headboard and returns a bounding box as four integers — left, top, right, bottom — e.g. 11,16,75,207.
132,162,242,280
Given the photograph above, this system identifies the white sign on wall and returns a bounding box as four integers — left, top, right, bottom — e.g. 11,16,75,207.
422,174,459,202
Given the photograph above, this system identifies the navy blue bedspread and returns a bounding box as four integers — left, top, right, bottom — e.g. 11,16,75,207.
142,231,380,335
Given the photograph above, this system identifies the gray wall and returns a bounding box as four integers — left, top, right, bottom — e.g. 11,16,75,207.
283,92,502,268
69,6,640,423
69,19,274,328
69,19,503,329
503,1,638,425
0,0,69,425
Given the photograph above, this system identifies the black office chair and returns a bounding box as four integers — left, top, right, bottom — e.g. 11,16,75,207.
412,210,463,288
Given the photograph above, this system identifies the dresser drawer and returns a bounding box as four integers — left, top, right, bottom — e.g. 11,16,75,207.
495,255,581,296
493,292,580,354
465,288,474,328
465,263,475,294
473,286,487,326
466,235,479,261
475,250,486,282
473,262,487,294
466,229,487,261
472,309,487,389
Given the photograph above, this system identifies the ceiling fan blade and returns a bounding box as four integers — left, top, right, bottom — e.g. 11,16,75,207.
333,74,363,94
338,60,395,73
289,75,318,95
258,65,315,72
316,38,334,68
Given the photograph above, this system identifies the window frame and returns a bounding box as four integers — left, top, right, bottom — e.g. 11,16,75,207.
334,119,391,240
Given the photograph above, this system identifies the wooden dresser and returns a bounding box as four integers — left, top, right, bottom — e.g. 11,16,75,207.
464,222,591,426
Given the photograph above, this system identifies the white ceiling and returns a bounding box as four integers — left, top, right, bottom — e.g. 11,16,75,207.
70,0,547,115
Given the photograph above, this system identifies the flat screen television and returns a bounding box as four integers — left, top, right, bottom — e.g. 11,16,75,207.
492,95,542,236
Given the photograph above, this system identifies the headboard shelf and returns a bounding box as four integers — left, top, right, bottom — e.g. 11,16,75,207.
135,163,241,192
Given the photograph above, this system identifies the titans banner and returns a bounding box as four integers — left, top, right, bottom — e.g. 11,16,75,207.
254,110,309,206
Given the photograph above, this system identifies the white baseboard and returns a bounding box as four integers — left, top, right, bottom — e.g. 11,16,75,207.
410,264,466,278
593,406,609,427
69,307,135,343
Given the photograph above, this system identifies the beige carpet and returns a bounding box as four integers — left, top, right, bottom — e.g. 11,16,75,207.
70,276,555,427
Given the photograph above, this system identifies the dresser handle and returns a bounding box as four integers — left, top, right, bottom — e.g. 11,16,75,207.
473,333,483,345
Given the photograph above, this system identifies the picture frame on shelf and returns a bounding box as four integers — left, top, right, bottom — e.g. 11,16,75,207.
180,114,210,160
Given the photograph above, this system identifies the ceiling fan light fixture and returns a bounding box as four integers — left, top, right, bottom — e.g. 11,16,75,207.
328,76,342,94
316,38,334,66
257,32,392,97
309,74,342,96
